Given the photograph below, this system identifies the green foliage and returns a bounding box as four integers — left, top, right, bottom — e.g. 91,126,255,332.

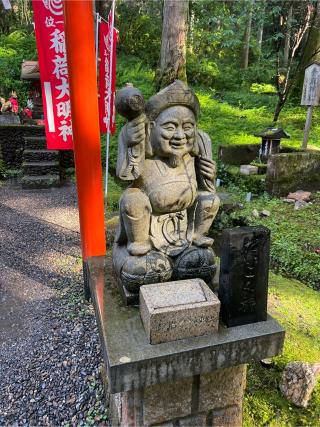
219,165,266,194
104,175,123,214
0,30,37,105
115,1,162,67
213,188,320,289
250,82,277,94
187,54,219,87
240,59,276,86
244,273,320,426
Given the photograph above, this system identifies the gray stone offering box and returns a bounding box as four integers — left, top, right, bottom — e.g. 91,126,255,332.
87,256,285,427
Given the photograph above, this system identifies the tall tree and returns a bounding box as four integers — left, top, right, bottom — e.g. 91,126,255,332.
241,0,254,69
156,0,189,89
283,3,293,68
273,1,313,122
256,0,266,56
300,0,320,68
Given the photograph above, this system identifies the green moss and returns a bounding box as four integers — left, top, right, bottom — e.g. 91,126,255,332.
244,273,320,427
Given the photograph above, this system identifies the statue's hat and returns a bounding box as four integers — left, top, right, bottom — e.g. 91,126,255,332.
146,80,200,120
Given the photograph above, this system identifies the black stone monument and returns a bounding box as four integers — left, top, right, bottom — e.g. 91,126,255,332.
218,226,270,327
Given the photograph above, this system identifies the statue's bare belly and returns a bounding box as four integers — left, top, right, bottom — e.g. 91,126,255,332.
141,158,197,214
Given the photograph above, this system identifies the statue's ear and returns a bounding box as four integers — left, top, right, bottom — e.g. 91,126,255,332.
192,128,200,157
145,121,153,158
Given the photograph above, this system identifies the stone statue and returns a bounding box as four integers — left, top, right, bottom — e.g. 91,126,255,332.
113,80,220,300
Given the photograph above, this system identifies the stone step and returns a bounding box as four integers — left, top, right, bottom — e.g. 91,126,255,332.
23,149,59,162
22,161,60,176
21,174,60,189
24,136,47,150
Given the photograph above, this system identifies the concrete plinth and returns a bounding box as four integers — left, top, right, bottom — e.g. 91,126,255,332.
110,365,246,426
87,256,285,427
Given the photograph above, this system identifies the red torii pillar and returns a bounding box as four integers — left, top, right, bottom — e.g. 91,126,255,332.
63,0,106,297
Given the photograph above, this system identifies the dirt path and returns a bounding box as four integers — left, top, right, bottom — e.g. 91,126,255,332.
0,180,108,426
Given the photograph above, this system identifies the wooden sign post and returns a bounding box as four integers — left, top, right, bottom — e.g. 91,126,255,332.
301,62,320,149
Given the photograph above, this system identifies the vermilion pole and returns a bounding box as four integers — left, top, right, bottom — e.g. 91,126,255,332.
63,1,106,266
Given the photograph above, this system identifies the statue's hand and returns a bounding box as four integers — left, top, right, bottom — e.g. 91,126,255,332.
125,114,146,147
198,156,216,182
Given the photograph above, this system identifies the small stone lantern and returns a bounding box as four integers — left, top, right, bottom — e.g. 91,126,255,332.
254,127,290,162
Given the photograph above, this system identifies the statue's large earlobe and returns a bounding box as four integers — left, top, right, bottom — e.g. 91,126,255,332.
192,127,200,157
145,121,154,158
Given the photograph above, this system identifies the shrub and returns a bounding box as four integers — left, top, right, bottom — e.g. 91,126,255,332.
187,54,219,87
250,82,277,94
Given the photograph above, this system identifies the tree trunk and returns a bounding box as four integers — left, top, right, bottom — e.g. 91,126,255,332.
241,0,254,69
156,0,189,89
294,1,320,94
256,0,265,56
300,1,320,68
273,95,286,122
283,4,293,68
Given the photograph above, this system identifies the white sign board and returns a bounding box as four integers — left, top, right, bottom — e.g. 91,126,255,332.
1,0,11,9
301,63,320,106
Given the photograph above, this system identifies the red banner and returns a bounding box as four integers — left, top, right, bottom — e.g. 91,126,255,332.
98,17,117,134
32,0,73,150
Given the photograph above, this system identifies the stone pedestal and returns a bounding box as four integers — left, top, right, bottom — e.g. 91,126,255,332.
87,256,285,427
110,365,246,426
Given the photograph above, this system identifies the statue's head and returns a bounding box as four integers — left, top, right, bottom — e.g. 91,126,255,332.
145,81,200,166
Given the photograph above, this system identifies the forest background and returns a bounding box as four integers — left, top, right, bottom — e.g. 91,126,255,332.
0,1,320,426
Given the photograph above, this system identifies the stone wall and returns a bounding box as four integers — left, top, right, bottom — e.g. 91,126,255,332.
218,144,260,165
218,144,301,166
266,151,320,196
60,150,74,170
109,365,247,427
0,125,74,170
0,125,45,168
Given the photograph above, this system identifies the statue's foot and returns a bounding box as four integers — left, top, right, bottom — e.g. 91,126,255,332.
113,244,173,294
193,236,214,248
127,240,152,256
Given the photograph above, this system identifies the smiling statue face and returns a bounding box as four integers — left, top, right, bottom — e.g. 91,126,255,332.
150,106,196,167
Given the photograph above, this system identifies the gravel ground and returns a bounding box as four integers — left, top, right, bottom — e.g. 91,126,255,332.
0,180,108,426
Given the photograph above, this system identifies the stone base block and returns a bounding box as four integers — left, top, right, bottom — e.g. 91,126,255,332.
140,279,220,344
109,364,246,427
240,165,258,175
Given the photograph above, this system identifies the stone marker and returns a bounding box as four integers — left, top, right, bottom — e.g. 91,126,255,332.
280,361,320,408
260,209,270,217
301,62,320,149
240,164,258,175
219,226,270,327
140,278,220,344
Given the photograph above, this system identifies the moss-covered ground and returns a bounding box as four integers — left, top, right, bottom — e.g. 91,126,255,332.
244,273,320,427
